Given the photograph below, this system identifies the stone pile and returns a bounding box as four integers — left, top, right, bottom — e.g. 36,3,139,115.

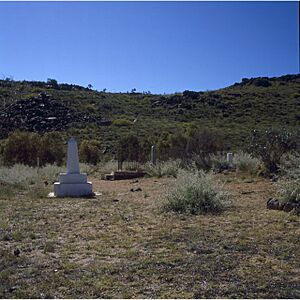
267,198,300,215
0,93,111,138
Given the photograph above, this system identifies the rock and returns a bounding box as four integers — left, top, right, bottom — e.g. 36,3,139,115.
283,202,295,212
8,286,18,293
267,198,280,210
130,179,139,184
13,248,20,256
130,187,142,192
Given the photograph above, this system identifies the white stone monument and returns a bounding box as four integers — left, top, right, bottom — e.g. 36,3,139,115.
54,137,93,197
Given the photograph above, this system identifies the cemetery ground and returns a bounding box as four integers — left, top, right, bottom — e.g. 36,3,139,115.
0,173,299,299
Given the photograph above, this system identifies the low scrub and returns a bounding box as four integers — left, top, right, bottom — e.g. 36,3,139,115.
145,159,182,178
163,169,230,214
98,160,119,175
0,163,94,197
209,154,231,172
0,164,40,187
233,151,261,175
275,179,300,205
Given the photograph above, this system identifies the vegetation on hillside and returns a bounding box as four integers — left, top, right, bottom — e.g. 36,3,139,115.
0,74,299,156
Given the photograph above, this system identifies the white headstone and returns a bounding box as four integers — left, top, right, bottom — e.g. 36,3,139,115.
53,137,93,197
150,145,157,165
226,152,233,164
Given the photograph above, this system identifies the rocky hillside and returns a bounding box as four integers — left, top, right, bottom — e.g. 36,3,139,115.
0,74,299,150
0,92,111,139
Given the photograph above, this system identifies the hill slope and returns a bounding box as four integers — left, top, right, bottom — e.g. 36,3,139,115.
0,74,299,152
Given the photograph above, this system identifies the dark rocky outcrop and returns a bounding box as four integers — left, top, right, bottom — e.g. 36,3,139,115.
0,93,111,138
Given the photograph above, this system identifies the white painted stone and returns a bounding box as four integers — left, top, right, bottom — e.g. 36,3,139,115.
53,137,93,197
226,152,233,164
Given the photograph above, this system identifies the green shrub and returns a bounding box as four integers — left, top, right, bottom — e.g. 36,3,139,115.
113,119,133,127
163,169,230,214
2,131,41,166
79,139,102,165
39,132,64,166
2,131,64,167
117,134,140,163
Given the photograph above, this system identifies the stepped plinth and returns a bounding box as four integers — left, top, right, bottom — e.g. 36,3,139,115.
54,137,93,197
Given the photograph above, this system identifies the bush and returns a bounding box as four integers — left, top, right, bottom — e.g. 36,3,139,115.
145,159,182,178
117,134,140,163
0,164,39,187
2,131,41,166
163,169,230,214
79,139,102,165
98,160,118,175
233,151,261,175
279,152,300,179
39,132,64,166
113,119,133,127
0,163,63,199
253,78,271,87
275,179,300,205
248,129,297,174
2,131,64,167
209,154,231,172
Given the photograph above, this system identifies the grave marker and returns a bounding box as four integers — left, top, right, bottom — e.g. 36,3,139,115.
53,137,93,197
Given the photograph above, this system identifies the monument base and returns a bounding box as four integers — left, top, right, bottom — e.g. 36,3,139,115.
54,182,93,197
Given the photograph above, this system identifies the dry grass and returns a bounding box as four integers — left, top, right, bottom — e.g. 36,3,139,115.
0,173,299,298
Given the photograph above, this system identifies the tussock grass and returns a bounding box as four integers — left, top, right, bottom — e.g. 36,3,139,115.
163,169,230,214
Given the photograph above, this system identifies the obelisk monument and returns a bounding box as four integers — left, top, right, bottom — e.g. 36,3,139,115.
54,137,93,197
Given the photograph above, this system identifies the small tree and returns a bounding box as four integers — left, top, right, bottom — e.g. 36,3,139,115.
39,132,64,166
3,131,41,166
2,131,65,166
79,139,102,165
47,78,59,89
117,134,140,163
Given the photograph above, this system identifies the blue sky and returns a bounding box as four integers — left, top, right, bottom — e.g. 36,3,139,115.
0,1,299,94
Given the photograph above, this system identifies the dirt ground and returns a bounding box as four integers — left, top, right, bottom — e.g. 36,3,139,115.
0,174,299,298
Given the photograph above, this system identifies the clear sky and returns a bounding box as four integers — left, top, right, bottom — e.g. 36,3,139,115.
0,1,299,94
